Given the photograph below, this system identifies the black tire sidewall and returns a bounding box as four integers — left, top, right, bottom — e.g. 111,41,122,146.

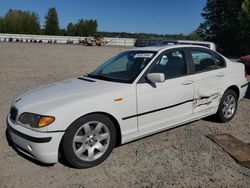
62,114,117,168
218,90,238,123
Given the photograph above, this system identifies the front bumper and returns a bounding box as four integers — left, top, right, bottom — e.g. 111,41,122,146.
6,115,65,164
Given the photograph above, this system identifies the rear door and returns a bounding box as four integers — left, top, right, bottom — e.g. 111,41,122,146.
187,48,226,115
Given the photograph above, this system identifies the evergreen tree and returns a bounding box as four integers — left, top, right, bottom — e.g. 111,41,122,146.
66,22,76,36
198,0,244,55
30,12,41,34
0,9,40,34
76,19,87,36
85,20,97,36
73,19,98,36
187,31,202,41
0,17,3,33
239,0,250,54
44,7,60,35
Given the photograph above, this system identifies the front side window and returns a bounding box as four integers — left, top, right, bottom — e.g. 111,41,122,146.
88,51,156,83
150,50,187,79
191,50,216,73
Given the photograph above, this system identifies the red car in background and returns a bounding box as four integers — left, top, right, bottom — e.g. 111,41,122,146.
239,55,250,75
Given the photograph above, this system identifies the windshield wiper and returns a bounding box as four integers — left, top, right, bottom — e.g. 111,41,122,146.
86,74,131,83
86,74,113,81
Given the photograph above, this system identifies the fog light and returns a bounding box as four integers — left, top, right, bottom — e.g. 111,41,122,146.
27,145,33,151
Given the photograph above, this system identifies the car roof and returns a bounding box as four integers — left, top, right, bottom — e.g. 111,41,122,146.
159,40,215,45
129,44,211,52
157,40,216,51
176,40,214,45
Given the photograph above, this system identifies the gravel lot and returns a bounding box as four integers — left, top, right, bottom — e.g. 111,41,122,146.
0,43,249,188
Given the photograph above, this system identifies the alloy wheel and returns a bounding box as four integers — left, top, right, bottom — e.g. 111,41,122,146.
72,121,110,161
222,94,236,119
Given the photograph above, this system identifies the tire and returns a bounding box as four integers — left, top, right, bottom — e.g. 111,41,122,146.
216,90,238,123
61,114,117,168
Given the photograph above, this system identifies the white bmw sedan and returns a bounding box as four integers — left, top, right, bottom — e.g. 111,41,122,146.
7,45,248,168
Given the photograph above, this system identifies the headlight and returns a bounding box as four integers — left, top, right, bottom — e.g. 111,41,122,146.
19,113,55,128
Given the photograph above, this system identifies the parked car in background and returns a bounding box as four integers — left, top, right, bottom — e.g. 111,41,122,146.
238,55,250,75
158,40,216,51
7,45,248,168
134,39,217,51
134,39,162,47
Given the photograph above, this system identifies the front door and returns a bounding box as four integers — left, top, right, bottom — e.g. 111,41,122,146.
136,49,194,132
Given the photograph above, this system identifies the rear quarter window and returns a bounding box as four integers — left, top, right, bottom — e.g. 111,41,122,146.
214,52,226,68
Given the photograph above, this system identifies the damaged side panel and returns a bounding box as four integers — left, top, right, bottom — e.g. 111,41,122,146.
194,88,221,113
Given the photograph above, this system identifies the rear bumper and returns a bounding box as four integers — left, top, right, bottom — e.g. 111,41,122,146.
239,61,250,74
244,63,250,74
6,115,64,164
240,82,249,99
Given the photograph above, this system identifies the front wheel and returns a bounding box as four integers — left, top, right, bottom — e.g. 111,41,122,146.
216,90,238,123
61,114,117,168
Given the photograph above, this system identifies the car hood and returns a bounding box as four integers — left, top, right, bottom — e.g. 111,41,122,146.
13,77,127,111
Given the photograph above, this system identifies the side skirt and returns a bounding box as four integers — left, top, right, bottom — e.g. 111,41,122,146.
121,108,217,145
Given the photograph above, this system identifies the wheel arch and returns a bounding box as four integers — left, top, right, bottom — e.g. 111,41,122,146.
225,85,240,99
59,111,122,151
87,111,122,147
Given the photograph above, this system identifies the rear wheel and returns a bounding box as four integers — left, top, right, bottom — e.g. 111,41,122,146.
62,114,116,168
216,90,238,123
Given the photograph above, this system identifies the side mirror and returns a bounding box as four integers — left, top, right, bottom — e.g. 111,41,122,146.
146,73,165,83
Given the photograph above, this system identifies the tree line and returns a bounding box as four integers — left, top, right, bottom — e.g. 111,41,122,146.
197,0,250,56
0,8,98,36
0,9,40,34
98,31,190,40
1,2,250,55
0,8,190,40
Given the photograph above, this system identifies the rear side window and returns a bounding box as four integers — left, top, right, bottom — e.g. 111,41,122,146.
191,50,216,73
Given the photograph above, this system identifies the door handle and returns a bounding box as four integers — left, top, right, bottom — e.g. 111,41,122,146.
217,73,225,77
182,80,194,85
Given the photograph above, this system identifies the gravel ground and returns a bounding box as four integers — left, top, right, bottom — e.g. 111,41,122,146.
0,43,249,188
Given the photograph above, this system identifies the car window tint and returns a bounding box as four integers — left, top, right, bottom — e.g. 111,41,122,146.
191,50,216,72
214,53,226,68
150,50,187,79
101,55,128,74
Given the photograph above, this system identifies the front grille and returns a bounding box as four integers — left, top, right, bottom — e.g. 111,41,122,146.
10,107,18,122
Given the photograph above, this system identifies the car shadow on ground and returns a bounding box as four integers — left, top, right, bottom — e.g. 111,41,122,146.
202,115,219,123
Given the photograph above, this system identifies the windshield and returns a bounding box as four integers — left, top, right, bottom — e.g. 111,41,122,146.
88,51,157,83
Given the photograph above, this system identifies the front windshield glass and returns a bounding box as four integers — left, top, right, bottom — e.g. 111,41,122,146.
88,51,157,83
